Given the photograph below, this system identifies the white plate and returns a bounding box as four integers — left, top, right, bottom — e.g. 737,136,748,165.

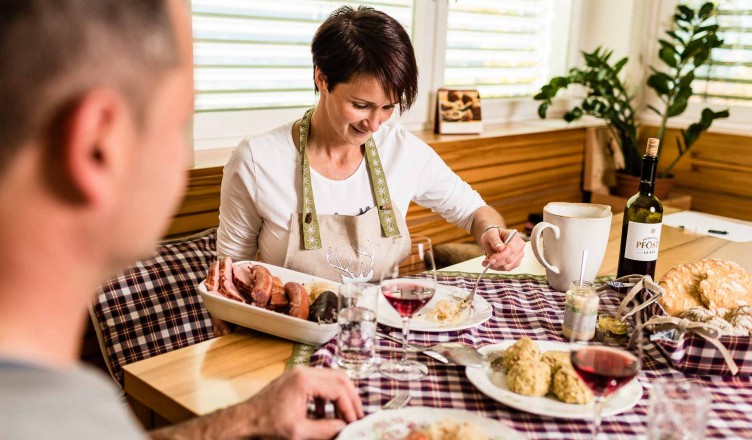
336,406,526,440
378,284,493,332
197,261,340,346
465,340,643,420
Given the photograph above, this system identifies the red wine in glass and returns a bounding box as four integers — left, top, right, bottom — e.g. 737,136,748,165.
381,280,435,318
571,346,640,397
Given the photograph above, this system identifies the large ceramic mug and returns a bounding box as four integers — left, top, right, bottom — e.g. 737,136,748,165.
531,203,612,291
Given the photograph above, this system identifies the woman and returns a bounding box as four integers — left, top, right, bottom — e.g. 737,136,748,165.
217,6,524,283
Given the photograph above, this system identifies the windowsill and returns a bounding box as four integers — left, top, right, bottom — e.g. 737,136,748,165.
191,116,605,172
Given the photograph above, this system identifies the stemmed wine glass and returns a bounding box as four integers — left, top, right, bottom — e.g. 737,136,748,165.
379,236,437,381
568,288,642,439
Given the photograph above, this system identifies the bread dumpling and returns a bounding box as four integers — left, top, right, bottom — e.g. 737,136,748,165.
507,359,551,397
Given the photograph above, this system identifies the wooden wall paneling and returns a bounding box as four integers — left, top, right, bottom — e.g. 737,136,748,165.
640,127,752,222
165,166,223,238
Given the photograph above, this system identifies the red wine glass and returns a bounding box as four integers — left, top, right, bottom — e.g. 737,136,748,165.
569,317,641,438
379,236,437,381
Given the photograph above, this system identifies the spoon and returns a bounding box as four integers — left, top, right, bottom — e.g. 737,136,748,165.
461,229,518,309
377,332,485,367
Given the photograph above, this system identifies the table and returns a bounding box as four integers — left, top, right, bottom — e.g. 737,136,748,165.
123,211,752,436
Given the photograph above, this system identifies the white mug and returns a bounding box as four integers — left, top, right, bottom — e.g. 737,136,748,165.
531,202,612,291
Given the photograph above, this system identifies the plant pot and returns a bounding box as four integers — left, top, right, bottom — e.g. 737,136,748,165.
613,172,674,199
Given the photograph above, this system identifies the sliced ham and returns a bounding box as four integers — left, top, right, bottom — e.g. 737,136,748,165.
205,260,220,292
218,257,245,303
233,263,255,302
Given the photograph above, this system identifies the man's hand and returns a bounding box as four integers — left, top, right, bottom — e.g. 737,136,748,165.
151,367,363,440
481,228,524,271
241,367,363,439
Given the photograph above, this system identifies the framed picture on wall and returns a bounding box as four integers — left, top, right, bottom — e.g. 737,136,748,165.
435,88,482,134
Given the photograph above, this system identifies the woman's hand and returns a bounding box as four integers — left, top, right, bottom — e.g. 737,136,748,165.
481,228,525,271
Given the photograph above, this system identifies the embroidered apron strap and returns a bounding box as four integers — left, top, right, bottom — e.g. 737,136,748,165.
298,108,400,250
299,108,322,250
364,136,400,238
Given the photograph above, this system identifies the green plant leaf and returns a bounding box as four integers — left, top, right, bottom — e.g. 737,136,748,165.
679,71,695,88
613,57,628,74
647,73,671,95
659,47,678,67
550,76,569,89
537,103,549,119
677,5,694,21
699,2,714,20
668,96,688,117
697,24,719,34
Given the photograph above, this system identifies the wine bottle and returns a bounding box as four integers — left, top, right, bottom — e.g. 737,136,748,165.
617,138,663,279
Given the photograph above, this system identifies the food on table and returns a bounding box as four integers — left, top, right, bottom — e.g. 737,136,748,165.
309,290,338,324
678,307,735,335
502,336,541,371
490,338,592,404
541,350,571,374
726,306,752,336
406,418,488,440
506,359,551,397
595,315,630,344
697,263,752,316
552,367,593,404
424,298,468,324
658,259,752,317
305,281,336,302
205,257,320,322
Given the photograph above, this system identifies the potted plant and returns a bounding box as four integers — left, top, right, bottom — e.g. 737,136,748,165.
534,2,729,198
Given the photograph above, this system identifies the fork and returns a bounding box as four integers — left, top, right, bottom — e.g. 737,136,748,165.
461,229,518,308
382,391,411,410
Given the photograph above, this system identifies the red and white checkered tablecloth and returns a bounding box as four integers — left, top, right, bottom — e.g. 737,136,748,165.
307,274,752,439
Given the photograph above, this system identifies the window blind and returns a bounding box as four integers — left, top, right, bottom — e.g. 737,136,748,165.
192,0,413,113
443,0,555,100
692,0,752,105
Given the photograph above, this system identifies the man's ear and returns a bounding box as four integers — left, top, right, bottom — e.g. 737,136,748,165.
51,88,131,205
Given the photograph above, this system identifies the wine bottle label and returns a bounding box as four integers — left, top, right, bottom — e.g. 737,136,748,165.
624,221,662,261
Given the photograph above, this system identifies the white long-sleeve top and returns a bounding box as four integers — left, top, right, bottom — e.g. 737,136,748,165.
216,120,486,265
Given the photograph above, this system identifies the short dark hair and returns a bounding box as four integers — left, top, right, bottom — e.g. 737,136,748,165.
0,0,178,173
311,6,418,113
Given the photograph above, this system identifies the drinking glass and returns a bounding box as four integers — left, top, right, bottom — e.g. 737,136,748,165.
647,380,711,440
378,236,437,381
569,301,642,439
336,283,379,378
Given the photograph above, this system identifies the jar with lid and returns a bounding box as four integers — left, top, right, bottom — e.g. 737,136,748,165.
562,281,599,340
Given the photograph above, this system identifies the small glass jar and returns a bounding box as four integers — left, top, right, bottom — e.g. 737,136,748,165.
562,281,599,340
596,314,630,345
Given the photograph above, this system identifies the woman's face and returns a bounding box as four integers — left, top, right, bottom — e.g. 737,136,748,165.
316,70,398,147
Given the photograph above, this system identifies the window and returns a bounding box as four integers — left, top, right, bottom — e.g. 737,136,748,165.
192,0,413,113
691,0,752,105
443,0,567,100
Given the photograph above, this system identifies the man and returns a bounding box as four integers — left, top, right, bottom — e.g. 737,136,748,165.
0,1,363,439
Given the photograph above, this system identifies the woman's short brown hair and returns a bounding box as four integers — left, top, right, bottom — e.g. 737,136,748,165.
311,6,418,112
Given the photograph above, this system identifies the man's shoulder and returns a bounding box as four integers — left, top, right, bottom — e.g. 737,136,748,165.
0,361,146,439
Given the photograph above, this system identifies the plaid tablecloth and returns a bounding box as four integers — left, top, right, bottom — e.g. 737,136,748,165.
307,274,752,439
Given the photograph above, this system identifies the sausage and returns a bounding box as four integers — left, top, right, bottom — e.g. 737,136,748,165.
250,265,273,306
286,282,309,320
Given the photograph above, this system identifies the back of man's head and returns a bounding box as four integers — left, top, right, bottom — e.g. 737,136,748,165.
0,0,178,176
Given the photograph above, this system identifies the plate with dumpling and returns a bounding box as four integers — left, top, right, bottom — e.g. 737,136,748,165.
465,338,642,419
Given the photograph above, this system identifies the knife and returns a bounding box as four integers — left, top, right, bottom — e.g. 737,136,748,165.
376,331,449,364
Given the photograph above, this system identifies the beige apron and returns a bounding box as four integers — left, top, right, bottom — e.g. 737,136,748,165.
283,108,411,283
